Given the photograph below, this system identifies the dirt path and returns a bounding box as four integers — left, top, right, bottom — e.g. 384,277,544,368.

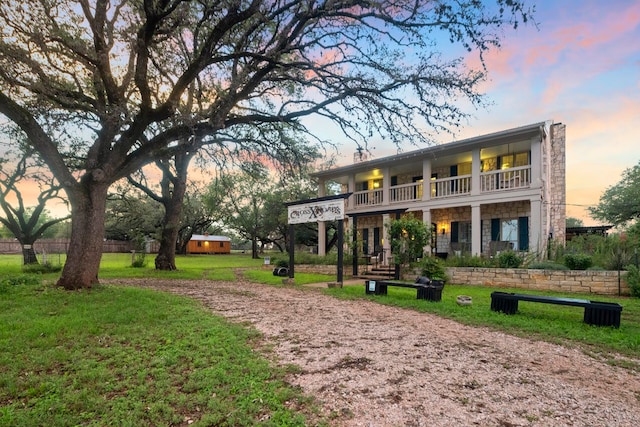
115,278,640,426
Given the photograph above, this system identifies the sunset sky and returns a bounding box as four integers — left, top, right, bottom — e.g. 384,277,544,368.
2,1,638,226
310,0,640,226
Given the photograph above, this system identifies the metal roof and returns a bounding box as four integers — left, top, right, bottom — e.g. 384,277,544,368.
190,234,231,242
311,121,550,179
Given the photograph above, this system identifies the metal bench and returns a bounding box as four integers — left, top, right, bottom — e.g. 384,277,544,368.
365,278,444,301
490,291,623,327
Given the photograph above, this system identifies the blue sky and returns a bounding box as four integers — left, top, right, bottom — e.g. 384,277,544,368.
310,0,640,225
3,1,638,225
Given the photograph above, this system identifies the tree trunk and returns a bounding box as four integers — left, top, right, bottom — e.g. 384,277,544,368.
155,203,182,270
251,237,259,259
154,155,190,270
56,184,108,290
22,245,38,265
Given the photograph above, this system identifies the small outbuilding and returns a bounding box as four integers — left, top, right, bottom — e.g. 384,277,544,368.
187,234,231,254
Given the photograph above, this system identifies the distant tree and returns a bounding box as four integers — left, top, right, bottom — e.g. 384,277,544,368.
104,186,164,242
0,139,69,264
174,185,216,255
127,149,196,270
589,162,640,226
0,1,534,288
566,217,585,228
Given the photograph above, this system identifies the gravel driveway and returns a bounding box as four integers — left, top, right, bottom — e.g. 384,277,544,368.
117,278,640,426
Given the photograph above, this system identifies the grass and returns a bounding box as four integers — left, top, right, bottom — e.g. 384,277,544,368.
324,283,640,367
0,279,320,426
1,252,640,426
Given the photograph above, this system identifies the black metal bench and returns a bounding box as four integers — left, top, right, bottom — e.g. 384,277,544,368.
365,278,444,301
490,291,623,327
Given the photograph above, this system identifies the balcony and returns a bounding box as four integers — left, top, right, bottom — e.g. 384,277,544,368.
350,165,532,209
480,166,531,192
390,182,423,203
353,188,383,207
431,175,472,199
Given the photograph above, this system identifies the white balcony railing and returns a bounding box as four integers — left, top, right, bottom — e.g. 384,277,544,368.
350,166,531,210
390,182,423,203
480,166,531,192
353,188,383,207
431,174,472,198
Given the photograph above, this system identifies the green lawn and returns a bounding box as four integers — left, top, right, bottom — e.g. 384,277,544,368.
1,252,639,426
0,280,318,426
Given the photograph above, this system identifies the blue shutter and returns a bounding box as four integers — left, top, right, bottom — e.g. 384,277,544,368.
518,217,529,251
451,221,459,243
491,218,500,241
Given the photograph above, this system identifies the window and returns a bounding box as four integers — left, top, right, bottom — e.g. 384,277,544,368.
197,241,202,247
458,162,472,175
515,152,529,167
501,219,518,250
458,222,471,243
490,217,529,251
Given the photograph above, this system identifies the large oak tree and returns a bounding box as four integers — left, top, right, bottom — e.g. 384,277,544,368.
0,0,533,289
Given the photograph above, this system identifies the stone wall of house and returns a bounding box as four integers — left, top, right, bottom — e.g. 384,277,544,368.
446,267,630,296
549,123,567,244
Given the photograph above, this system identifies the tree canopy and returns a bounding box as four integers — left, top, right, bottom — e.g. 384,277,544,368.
0,0,534,289
589,161,640,226
386,213,430,278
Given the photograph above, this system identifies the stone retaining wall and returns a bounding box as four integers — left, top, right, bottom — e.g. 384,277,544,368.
446,267,630,296
282,264,631,296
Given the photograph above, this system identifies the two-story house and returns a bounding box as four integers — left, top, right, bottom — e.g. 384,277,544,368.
311,121,566,266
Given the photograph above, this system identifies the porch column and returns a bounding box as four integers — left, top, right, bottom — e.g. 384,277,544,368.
347,175,356,212
382,213,391,265
422,159,432,201
382,167,390,205
530,198,543,254
422,208,432,255
317,179,327,256
471,148,481,196
530,135,542,188
471,203,482,256
317,221,326,256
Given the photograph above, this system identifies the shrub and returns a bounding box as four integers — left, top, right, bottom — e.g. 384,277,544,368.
563,253,593,270
419,256,448,282
131,252,147,268
22,262,62,274
497,251,522,268
625,265,640,297
445,254,492,268
527,261,569,270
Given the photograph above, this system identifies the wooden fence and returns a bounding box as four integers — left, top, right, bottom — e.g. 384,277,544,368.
0,238,144,254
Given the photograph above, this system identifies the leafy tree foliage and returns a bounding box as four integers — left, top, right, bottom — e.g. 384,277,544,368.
205,161,318,258
589,162,640,226
566,217,584,228
104,186,164,242
0,1,534,288
386,214,430,278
